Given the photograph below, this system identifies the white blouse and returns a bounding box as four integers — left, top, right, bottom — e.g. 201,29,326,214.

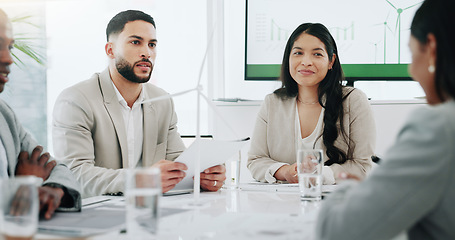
294,105,324,151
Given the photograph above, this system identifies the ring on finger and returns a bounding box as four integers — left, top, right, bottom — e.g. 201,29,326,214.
213,180,217,187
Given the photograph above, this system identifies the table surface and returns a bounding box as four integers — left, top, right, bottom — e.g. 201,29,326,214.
38,185,323,240
37,184,410,240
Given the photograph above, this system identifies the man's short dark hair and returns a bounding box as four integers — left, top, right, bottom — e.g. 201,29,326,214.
106,10,155,41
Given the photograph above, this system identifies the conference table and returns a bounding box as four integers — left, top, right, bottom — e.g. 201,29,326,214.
37,183,323,240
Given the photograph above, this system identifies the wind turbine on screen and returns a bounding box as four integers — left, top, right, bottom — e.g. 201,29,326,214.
372,11,393,63
140,22,241,205
385,0,423,63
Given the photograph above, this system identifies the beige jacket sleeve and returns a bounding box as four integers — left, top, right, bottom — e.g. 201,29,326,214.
247,93,297,183
325,88,376,182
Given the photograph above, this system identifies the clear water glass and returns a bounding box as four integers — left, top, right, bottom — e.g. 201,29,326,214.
0,176,41,240
125,167,161,239
297,149,323,201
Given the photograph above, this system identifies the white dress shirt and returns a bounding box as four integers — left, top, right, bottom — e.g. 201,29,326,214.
112,82,144,168
0,137,8,178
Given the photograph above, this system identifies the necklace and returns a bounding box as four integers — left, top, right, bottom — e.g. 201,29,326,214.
297,97,318,105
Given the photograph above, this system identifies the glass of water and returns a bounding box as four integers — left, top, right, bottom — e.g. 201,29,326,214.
297,149,323,201
224,151,241,190
0,176,42,240
125,167,161,239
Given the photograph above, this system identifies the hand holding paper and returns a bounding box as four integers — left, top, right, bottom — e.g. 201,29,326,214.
199,165,226,191
152,160,187,193
172,138,248,191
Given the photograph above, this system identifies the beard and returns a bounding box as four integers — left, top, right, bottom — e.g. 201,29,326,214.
115,57,153,84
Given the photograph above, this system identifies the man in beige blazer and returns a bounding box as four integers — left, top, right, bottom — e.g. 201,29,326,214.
52,10,225,198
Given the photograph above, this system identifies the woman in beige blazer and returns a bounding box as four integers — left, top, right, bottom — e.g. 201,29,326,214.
248,23,376,184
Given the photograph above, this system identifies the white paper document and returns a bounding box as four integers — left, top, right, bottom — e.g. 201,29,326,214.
38,204,125,237
172,138,249,191
38,197,190,237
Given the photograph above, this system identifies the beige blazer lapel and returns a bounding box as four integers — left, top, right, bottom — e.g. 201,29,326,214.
0,117,16,176
142,89,158,167
98,69,129,168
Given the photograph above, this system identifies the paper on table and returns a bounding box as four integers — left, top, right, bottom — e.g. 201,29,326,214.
172,138,249,191
38,206,125,237
38,198,191,237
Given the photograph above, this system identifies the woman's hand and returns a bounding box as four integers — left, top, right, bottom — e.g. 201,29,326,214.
338,172,361,181
275,163,298,183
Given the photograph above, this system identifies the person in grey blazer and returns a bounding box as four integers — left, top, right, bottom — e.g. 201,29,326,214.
316,0,455,239
52,10,225,198
0,9,80,219
248,23,376,185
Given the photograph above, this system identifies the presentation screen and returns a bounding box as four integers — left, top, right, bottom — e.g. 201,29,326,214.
245,0,423,81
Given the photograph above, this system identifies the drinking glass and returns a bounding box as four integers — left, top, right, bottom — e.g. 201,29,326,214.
0,176,42,240
297,149,323,201
125,167,161,239
224,151,241,190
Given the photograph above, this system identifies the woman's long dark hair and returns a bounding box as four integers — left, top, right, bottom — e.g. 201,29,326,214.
411,0,455,101
274,23,352,166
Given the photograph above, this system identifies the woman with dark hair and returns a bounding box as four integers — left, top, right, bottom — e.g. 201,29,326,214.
316,0,455,239
247,23,376,185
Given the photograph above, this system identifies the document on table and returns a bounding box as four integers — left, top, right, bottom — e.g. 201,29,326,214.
38,197,190,237
172,138,249,191
38,204,125,237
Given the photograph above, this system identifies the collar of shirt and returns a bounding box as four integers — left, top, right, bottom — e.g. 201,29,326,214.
111,82,145,109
